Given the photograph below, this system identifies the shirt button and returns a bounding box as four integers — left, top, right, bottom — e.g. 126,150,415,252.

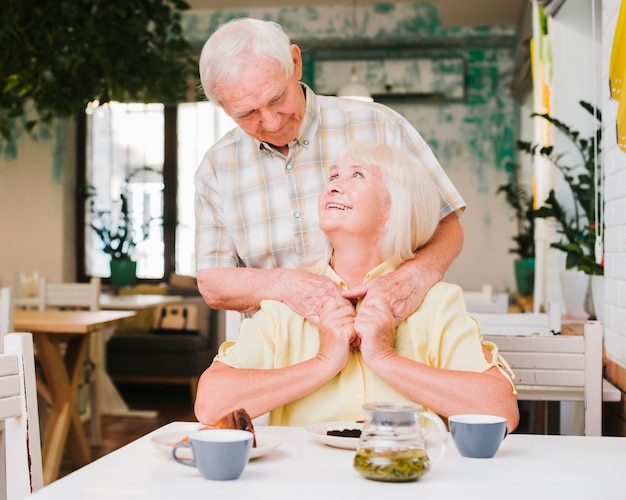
294,212,301,218
354,393,363,400
303,140,309,146
286,164,293,170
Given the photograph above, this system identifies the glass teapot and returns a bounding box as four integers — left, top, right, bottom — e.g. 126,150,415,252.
353,402,447,482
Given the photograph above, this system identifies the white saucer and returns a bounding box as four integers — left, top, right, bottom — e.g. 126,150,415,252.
304,420,363,450
150,429,281,460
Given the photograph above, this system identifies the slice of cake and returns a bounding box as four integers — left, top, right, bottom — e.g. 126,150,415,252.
171,408,257,448
203,408,257,447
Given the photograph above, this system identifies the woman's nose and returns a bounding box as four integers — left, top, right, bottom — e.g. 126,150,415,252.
329,181,344,193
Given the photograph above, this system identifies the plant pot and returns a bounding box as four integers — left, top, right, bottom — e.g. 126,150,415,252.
514,258,535,296
110,259,137,288
561,267,590,319
589,274,605,322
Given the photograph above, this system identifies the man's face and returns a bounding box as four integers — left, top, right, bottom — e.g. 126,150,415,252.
217,46,306,148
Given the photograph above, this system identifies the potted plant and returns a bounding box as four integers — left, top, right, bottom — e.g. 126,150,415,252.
517,101,603,276
84,167,160,288
497,162,535,296
517,100,603,317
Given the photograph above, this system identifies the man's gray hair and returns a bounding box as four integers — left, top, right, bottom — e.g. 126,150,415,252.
199,18,295,105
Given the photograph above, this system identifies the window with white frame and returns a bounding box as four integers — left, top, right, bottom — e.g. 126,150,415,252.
82,101,235,282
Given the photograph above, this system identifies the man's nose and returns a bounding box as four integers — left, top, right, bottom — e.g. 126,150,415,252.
259,108,282,131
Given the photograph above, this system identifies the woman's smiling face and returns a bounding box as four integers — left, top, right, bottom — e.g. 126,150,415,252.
318,156,390,240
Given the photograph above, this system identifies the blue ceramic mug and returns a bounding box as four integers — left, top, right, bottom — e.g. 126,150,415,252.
449,414,507,459
172,429,253,480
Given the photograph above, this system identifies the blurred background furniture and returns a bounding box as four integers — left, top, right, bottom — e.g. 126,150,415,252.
1,332,43,500
0,288,12,340
12,307,134,483
471,301,562,336
484,321,620,436
105,281,218,400
14,275,101,312
463,284,509,314
12,271,43,310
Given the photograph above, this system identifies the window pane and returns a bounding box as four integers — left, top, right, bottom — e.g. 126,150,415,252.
176,102,236,277
85,103,165,280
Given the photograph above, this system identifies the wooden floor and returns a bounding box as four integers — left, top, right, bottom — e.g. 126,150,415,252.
59,383,196,479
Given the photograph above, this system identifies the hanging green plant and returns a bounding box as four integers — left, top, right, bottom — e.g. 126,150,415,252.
0,0,196,148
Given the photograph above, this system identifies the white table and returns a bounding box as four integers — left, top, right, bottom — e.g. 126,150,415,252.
29,422,626,499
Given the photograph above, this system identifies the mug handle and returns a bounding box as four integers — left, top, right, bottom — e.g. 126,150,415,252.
172,442,196,467
420,410,448,463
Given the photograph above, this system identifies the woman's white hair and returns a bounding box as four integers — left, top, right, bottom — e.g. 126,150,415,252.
199,18,294,105
301,141,441,272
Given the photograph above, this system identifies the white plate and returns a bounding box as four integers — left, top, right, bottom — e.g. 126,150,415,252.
304,420,363,450
150,429,281,460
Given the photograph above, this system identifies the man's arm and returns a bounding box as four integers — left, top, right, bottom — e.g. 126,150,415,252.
343,212,464,323
196,266,352,324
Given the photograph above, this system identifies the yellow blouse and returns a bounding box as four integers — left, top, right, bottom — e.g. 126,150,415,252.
215,262,515,426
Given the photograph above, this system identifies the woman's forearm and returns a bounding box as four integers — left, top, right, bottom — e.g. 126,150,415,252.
194,359,339,424
368,353,519,432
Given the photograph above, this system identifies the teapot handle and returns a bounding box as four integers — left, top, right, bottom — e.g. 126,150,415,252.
420,410,448,463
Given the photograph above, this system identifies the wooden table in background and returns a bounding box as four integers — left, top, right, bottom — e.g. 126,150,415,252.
13,309,135,485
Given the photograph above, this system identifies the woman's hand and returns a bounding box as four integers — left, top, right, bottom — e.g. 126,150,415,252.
354,295,397,368
316,297,356,372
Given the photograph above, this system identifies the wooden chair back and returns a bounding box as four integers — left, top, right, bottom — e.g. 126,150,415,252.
0,332,43,499
484,321,604,436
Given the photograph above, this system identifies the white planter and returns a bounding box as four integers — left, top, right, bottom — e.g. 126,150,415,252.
591,275,605,322
560,268,590,319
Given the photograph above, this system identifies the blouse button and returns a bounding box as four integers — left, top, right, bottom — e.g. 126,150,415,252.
294,212,301,218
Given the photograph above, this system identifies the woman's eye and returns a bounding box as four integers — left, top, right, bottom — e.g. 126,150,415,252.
353,172,364,179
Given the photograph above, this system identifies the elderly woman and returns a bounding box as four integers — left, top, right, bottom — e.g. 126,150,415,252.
195,142,519,432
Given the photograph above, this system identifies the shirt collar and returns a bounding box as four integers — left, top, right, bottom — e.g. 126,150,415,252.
322,260,399,290
257,83,319,154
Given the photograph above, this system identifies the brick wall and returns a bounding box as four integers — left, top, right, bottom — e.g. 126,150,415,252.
602,0,626,436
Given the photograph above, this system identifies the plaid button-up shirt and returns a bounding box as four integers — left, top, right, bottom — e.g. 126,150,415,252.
195,84,465,271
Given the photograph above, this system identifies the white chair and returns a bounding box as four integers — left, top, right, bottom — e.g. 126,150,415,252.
0,332,43,499
472,301,562,335
0,288,12,340
484,321,620,436
40,277,101,312
464,284,509,313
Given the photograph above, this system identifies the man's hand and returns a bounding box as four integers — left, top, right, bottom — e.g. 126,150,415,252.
275,269,353,325
342,261,439,325
342,213,463,324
